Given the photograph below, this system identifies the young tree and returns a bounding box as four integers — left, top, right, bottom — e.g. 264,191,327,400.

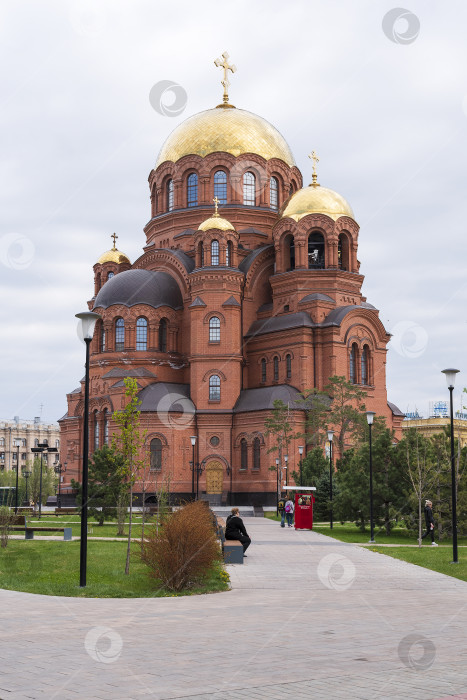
323,376,367,453
71,445,126,526
264,399,296,497
112,377,147,575
404,428,435,547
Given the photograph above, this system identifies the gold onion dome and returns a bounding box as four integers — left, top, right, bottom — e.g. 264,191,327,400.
198,214,235,232
280,185,355,223
155,107,296,169
97,234,130,264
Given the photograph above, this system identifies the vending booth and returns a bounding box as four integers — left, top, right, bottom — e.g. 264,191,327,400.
284,486,316,530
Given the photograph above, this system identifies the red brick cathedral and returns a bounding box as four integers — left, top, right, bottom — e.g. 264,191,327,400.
60,57,403,505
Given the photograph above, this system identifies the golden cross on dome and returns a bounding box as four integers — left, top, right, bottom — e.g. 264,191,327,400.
214,51,237,105
308,150,320,187
213,196,220,216
111,232,118,249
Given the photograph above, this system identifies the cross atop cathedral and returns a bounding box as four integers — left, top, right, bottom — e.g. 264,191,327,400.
111,232,118,249
308,150,320,187
213,196,220,216
214,51,237,105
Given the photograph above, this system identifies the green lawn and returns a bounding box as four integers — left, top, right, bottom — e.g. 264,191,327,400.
24,514,156,539
368,545,467,583
0,540,230,598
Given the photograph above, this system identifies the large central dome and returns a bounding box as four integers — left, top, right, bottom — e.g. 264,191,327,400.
155,106,296,169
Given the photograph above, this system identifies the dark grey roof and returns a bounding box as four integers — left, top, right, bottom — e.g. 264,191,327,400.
163,248,195,272
174,229,195,239
300,293,335,304
388,401,405,417
70,387,81,394
245,312,315,339
189,296,206,307
238,227,268,238
222,296,240,307
58,413,69,421
102,368,156,379
321,305,376,327
258,303,273,312
238,245,273,274
138,382,194,414
111,380,142,389
361,301,377,310
94,269,183,310
234,385,303,413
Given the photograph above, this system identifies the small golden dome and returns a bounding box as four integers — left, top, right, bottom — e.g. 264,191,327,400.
97,248,131,265
198,214,235,232
280,185,355,222
156,106,295,168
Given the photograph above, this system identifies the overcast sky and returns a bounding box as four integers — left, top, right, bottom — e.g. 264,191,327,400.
1,0,467,424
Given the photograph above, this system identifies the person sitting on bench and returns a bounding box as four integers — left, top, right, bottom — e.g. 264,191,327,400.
225,507,251,556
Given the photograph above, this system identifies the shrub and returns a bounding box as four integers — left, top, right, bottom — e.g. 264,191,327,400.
140,500,221,591
0,506,15,548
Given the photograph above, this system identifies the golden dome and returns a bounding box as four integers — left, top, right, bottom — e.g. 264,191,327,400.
97,248,131,265
155,106,295,168
198,214,235,232
280,185,355,222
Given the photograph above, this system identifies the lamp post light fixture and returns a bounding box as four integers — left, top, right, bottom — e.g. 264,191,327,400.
366,411,376,543
76,310,100,588
190,436,197,501
275,457,280,516
298,445,304,487
442,368,460,564
31,442,57,519
54,461,67,510
327,430,335,530
23,470,32,505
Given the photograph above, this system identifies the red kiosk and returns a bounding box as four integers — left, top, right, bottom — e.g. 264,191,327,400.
284,486,316,530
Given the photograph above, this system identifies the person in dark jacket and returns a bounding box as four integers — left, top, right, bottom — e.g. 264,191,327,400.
225,507,251,555
421,500,438,546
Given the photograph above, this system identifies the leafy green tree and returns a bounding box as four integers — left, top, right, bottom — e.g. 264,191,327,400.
71,445,126,526
264,399,296,497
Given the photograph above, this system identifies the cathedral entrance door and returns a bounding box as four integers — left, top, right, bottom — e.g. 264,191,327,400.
205,460,223,494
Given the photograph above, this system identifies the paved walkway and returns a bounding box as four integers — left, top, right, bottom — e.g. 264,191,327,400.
2,518,467,700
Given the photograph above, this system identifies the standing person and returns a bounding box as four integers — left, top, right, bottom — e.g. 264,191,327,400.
421,499,438,546
225,507,251,555
285,497,294,527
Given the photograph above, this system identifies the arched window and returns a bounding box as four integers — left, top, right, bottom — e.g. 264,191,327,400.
284,234,295,271
338,233,350,271
270,177,279,210
187,173,198,207
286,354,292,379
361,345,370,385
34,439,38,447
100,322,106,352
261,358,267,383
103,409,109,445
211,239,219,266
107,271,114,280
198,241,204,267
243,171,256,206
226,241,233,267
209,375,221,401
273,356,279,381
350,343,358,384
136,317,148,351
167,179,174,211
308,232,325,269
214,170,227,205
289,183,294,197
240,438,248,469
158,318,168,352
150,438,162,472
253,437,261,469
115,318,125,352
93,411,99,452
209,317,221,342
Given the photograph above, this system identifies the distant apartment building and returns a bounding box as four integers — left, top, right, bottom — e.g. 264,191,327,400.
0,417,60,472
402,402,467,448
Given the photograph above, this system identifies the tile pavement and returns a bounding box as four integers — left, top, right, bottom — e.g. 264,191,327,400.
1,518,467,699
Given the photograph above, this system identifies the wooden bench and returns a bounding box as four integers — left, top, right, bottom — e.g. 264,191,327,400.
55,508,78,516
216,516,244,564
16,507,34,514
9,515,72,541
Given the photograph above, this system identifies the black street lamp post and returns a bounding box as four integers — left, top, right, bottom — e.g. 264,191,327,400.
275,457,280,516
328,430,334,530
76,311,100,588
14,440,20,514
366,412,376,543
298,445,304,486
190,436,196,501
31,442,57,519
23,470,31,505
196,461,204,500
54,462,67,510
442,368,460,564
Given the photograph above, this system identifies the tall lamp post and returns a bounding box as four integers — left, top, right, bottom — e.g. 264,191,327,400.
442,368,460,564
328,430,334,530
275,457,280,516
14,440,20,514
284,454,288,490
31,442,57,519
54,462,67,510
196,461,204,500
23,470,31,505
190,436,197,501
366,412,376,543
76,310,100,588
298,445,304,486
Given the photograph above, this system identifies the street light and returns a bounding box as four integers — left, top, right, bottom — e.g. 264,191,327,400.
31,442,57,519
284,454,288,490
298,445,304,487
327,430,334,530
190,436,197,501
275,457,280,516
442,368,460,564
76,310,100,588
54,462,67,510
14,439,20,514
196,461,204,500
23,470,32,506
366,411,376,543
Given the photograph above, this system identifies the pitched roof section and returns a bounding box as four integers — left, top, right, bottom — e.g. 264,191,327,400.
300,293,335,304
102,368,156,379
189,296,207,308
137,382,193,414
238,245,273,274
222,296,240,307
237,227,268,238
234,385,303,413
388,401,405,417
245,312,315,339
94,269,183,310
